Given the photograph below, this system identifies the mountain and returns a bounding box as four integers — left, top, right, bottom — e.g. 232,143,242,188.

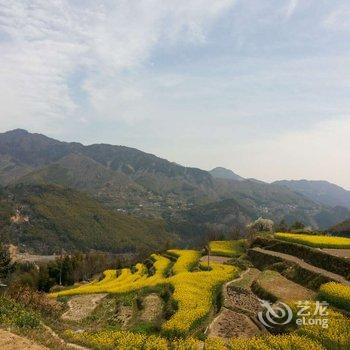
0,183,175,254
210,167,244,181
1,129,349,238
0,129,216,215
273,180,350,209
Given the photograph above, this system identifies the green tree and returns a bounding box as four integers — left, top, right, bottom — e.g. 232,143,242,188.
275,219,289,232
0,243,12,280
291,221,305,230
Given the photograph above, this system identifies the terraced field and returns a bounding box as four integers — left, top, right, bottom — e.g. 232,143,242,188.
275,233,350,248
45,240,350,350
52,250,238,337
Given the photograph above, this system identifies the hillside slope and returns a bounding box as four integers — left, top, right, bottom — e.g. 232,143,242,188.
1,129,349,232
274,179,350,209
0,184,175,254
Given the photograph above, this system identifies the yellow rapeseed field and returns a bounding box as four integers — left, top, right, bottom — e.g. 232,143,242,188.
275,232,350,248
52,250,238,337
65,330,200,350
319,282,350,311
167,249,201,274
209,240,245,257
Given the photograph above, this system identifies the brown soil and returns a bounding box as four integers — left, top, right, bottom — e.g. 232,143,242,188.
62,294,107,321
251,247,350,285
322,248,350,259
255,270,316,302
225,285,262,315
0,329,49,350
139,293,163,323
116,305,133,329
208,308,260,339
200,255,232,264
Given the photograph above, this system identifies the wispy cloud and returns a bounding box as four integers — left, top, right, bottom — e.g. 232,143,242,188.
0,0,235,130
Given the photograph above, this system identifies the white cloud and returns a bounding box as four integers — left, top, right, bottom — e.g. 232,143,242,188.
0,0,235,131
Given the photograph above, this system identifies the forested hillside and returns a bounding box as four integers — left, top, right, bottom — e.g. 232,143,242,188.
0,184,175,254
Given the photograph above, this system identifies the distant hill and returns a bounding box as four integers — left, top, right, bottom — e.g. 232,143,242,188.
210,167,244,181
0,184,175,254
0,129,215,214
274,180,350,209
0,129,349,243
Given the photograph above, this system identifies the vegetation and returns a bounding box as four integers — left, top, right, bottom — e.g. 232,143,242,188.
329,219,350,237
0,243,12,280
275,232,350,248
209,240,246,257
319,282,350,312
167,250,200,274
65,307,350,349
0,295,41,328
65,330,199,349
51,249,238,338
0,184,175,254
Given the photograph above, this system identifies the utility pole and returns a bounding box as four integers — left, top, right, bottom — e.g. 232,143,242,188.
204,245,210,269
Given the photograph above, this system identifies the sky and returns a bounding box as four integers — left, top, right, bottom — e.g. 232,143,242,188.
0,0,350,189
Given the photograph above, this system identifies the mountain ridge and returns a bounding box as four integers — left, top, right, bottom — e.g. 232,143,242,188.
273,179,350,209
1,129,349,235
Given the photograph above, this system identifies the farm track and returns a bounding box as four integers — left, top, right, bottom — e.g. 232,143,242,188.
0,329,49,350
251,247,350,285
41,323,89,350
321,248,350,259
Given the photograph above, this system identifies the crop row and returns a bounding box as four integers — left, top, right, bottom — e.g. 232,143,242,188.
52,250,238,337
319,282,350,312
275,232,350,249
65,305,350,349
209,240,246,257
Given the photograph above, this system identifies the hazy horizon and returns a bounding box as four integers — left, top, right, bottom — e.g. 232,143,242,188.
1,1,350,188
3,127,349,191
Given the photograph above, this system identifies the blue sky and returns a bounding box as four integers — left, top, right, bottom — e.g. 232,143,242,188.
1,0,350,188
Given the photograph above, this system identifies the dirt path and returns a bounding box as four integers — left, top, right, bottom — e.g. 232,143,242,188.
41,323,89,350
200,255,232,264
321,248,350,259
0,329,49,350
139,293,163,323
251,247,350,285
62,294,107,321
